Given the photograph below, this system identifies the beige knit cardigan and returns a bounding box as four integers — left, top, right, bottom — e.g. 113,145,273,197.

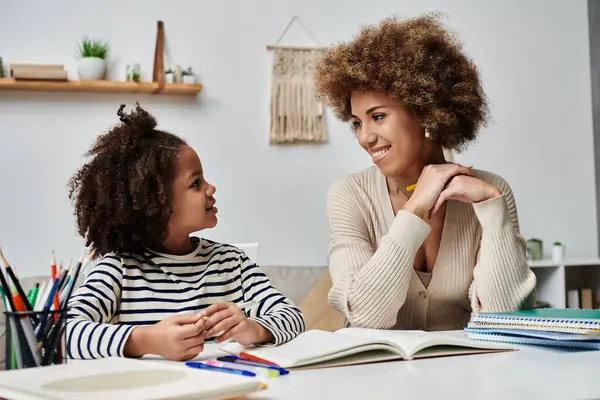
326,166,537,331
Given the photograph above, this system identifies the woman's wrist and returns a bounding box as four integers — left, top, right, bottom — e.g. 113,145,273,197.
486,187,502,200
476,186,502,203
401,201,427,220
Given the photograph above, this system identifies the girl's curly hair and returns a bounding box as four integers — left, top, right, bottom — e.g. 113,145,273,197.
314,13,489,151
68,103,186,256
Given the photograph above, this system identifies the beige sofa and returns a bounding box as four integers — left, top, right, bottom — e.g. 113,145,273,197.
0,266,344,369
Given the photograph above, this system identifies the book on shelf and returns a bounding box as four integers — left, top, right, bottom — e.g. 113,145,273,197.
567,288,596,309
9,63,67,81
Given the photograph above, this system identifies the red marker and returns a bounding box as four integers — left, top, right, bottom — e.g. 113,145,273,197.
239,351,279,367
51,252,59,320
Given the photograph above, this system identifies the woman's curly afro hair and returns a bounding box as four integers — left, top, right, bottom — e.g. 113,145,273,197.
314,13,489,151
68,102,187,256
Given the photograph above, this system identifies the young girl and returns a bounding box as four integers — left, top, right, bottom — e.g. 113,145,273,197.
65,103,305,361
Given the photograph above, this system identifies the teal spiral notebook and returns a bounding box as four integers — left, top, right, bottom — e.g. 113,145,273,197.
465,330,600,350
468,308,600,334
475,308,600,320
466,308,600,350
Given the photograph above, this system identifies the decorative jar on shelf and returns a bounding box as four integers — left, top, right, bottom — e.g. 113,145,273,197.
525,238,543,261
552,242,565,263
131,64,141,83
172,64,182,82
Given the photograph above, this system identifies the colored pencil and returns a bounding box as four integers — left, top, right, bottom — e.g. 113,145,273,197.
239,351,279,366
0,285,18,370
51,252,59,321
63,249,94,304
405,165,473,192
0,249,35,318
28,283,40,310
0,286,6,308
0,262,16,313
56,260,71,293
7,319,23,369
34,280,49,311
41,310,67,366
11,293,40,367
59,250,84,308
35,277,61,341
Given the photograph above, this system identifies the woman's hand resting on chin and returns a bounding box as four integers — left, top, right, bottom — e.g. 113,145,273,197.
402,163,502,220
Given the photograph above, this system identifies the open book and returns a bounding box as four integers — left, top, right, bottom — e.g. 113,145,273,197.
0,357,265,400
221,328,516,369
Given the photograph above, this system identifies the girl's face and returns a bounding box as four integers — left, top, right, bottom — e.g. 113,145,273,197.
168,146,218,236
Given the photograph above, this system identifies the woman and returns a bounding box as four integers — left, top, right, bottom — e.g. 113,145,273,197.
314,14,536,331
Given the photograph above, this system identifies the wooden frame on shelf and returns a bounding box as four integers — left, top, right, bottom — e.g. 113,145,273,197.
0,21,202,96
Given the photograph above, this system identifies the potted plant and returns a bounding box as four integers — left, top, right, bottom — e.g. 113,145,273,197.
76,37,109,81
552,241,565,263
165,68,174,83
182,67,195,84
131,63,141,83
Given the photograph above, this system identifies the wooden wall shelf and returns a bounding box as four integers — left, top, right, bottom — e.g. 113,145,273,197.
0,78,202,96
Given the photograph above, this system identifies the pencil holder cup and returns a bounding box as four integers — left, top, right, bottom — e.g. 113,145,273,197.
4,308,69,370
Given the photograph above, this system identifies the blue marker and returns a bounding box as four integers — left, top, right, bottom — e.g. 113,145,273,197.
185,361,256,377
216,355,290,375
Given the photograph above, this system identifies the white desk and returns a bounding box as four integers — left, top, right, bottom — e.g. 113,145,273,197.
58,331,600,399
176,331,600,400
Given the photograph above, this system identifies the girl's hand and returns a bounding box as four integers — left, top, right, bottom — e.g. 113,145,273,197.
431,175,502,214
402,163,475,219
200,302,273,346
125,313,206,361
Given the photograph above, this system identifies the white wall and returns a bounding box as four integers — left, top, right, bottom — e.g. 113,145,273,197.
0,0,595,276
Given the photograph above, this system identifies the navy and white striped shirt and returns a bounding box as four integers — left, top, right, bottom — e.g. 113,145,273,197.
65,238,305,359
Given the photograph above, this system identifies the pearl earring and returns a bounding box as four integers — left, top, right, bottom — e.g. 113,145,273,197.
425,129,431,139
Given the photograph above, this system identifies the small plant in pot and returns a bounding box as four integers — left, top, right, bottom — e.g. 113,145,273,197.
76,37,109,81
165,68,174,83
182,67,196,84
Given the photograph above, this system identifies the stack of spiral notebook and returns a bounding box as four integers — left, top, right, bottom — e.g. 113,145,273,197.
465,308,600,350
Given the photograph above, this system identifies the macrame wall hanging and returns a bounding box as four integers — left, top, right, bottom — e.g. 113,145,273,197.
267,16,327,144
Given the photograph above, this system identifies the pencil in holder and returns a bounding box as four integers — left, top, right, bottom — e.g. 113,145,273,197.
4,308,69,370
